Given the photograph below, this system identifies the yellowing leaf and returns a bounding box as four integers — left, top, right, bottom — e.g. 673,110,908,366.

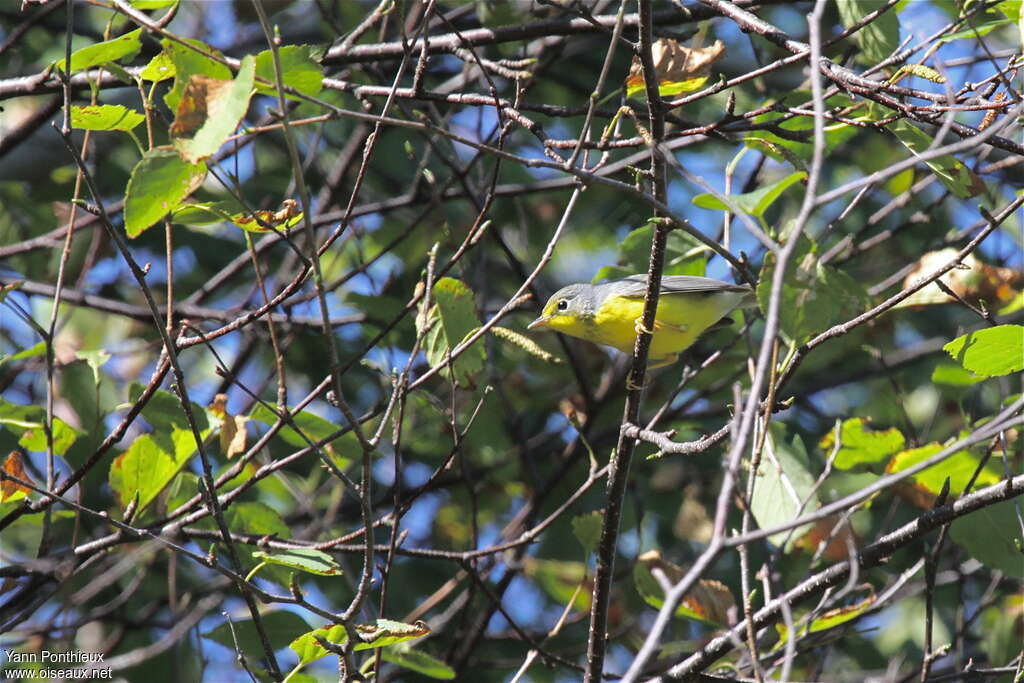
776,594,876,645
819,418,905,470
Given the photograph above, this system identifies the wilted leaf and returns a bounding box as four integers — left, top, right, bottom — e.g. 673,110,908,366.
210,395,248,459
232,199,302,233
792,514,859,562
895,250,1023,309
171,55,256,163
634,550,734,625
162,38,232,112
626,39,725,98
1,452,33,503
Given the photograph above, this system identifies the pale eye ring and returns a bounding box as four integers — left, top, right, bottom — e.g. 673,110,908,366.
556,299,569,311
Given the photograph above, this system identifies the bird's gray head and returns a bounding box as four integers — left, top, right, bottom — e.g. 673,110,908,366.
527,283,597,330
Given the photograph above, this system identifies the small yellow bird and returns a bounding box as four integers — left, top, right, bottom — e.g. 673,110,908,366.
528,274,754,368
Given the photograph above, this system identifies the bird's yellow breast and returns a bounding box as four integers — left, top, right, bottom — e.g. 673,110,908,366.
591,293,729,360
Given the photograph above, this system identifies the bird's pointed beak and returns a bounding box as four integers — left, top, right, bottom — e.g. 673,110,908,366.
527,315,550,330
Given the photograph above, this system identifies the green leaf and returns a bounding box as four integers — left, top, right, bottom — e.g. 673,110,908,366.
836,0,900,64
381,646,456,680
931,363,985,387
887,440,1001,496
162,38,232,112
55,29,142,72
128,384,209,434
526,558,589,610
598,222,708,280
819,418,905,470
937,17,1012,43
124,148,207,237
220,501,289,537
249,403,352,453
140,51,176,82
170,200,243,226
949,500,1024,575
749,422,819,548
692,171,806,218
254,45,324,97
172,55,256,164
744,95,859,162
108,433,185,511
18,417,82,457
943,325,1024,378
203,611,310,664
416,277,485,388
76,349,111,386
289,624,348,666
756,235,870,344
1,341,47,365
0,399,46,433
571,511,603,553
71,105,144,132
884,119,987,199
251,548,342,576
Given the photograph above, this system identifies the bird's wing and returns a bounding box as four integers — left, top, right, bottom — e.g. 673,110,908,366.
612,274,751,299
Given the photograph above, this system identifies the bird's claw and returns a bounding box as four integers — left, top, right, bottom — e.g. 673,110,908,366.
634,317,654,336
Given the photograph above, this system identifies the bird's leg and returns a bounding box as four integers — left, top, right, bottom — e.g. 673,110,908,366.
634,316,655,336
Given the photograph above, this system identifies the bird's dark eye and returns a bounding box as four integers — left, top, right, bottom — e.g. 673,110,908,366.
557,299,569,311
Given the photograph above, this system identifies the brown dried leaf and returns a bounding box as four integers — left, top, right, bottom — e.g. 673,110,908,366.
209,394,247,458
792,513,859,562
626,39,725,98
170,75,232,138
896,249,1024,309
233,199,301,233
1,451,33,503
636,549,735,625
